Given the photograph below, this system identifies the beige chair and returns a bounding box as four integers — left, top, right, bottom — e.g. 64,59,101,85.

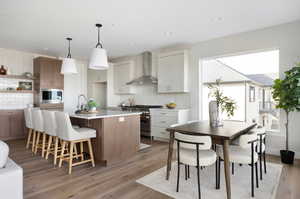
171,123,217,199
55,112,96,174
32,109,47,157
24,108,34,149
217,132,259,197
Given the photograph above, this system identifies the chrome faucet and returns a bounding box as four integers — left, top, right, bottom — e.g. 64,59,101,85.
77,94,88,111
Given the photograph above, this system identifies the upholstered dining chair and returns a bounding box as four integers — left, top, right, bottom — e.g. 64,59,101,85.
32,109,47,157
171,123,217,199
217,132,259,197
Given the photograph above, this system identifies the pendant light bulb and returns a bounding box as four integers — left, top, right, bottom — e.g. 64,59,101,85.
89,23,109,70
61,37,78,74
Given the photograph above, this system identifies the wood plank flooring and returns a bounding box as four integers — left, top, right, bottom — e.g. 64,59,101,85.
7,139,300,199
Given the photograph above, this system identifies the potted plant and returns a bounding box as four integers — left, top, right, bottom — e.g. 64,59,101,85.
87,99,98,112
208,79,237,127
272,64,300,164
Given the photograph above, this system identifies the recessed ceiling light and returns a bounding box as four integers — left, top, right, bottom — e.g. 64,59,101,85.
164,31,173,36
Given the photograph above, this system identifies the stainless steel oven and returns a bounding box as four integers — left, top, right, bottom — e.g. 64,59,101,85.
40,89,63,104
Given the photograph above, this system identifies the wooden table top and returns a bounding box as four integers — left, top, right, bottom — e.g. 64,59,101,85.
166,121,256,140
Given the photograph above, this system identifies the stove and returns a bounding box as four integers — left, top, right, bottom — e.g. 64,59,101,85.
121,105,163,138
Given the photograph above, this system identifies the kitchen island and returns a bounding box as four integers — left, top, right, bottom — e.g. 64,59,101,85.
70,110,141,166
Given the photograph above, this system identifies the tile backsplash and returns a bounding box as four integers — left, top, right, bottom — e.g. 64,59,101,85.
0,93,33,109
0,78,33,109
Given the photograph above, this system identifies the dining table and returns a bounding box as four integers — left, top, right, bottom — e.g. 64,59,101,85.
166,121,256,199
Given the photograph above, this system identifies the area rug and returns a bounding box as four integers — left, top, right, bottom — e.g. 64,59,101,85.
137,162,282,199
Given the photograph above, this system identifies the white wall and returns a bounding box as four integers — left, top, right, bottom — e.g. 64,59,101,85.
188,20,300,158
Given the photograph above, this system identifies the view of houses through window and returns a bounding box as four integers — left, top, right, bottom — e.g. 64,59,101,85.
202,50,279,132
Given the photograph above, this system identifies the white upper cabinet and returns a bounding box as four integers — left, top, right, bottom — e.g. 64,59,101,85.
157,50,189,93
113,61,136,94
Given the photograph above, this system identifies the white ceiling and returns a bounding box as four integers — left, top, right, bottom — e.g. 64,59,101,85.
0,0,300,60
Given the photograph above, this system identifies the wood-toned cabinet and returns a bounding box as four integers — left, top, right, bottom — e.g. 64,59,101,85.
157,50,189,93
33,57,64,108
34,57,64,90
0,110,26,141
113,61,136,94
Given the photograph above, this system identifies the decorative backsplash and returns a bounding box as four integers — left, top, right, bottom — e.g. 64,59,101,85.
0,93,33,109
0,78,33,109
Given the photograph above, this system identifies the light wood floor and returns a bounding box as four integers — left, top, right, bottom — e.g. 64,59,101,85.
7,139,300,199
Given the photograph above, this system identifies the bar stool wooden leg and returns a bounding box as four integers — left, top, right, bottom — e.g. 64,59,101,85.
54,137,59,165
26,128,32,149
68,142,74,174
87,139,95,167
80,142,84,161
46,135,53,160
31,130,36,152
59,141,66,168
35,132,41,154
73,143,79,160
42,133,46,158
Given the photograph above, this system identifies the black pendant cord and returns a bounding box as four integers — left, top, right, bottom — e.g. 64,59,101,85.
95,24,103,48
66,37,72,58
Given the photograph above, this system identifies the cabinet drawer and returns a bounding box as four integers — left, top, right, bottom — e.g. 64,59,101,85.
151,115,178,128
150,110,178,117
151,127,169,139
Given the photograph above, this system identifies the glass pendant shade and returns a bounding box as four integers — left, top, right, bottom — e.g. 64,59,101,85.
89,48,108,70
61,58,77,74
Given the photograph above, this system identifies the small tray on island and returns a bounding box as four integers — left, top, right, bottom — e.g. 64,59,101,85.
76,110,99,114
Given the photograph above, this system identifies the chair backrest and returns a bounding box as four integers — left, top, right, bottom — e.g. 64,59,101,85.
32,109,44,132
24,108,33,129
42,110,57,136
55,111,77,141
171,123,212,150
239,132,258,149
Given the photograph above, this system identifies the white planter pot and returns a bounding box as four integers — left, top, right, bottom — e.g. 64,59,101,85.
209,101,223,127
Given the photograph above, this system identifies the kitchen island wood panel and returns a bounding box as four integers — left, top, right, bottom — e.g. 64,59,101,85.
70,114,140,166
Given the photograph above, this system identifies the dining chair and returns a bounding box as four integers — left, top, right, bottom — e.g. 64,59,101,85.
217,132,259,197
172,123,217,199
251,126,267,180
55,112,96,174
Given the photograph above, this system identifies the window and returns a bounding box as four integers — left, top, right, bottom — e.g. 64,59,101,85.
249,86,255,102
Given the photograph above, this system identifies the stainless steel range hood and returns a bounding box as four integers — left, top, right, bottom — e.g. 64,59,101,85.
126,52,158,85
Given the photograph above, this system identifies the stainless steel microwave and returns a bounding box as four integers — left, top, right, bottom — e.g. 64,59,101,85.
40,89,63,104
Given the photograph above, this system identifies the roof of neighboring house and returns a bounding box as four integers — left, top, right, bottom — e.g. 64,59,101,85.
245,74,274,87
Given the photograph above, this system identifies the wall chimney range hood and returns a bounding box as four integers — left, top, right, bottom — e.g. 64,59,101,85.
126,52,157,85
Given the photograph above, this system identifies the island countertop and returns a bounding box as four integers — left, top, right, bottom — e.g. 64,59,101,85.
70,110,142,120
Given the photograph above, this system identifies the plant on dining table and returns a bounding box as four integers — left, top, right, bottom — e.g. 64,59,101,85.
208,79,237,118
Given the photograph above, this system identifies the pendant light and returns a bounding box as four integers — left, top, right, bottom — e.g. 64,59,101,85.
61,37,77,74
89,24,109,70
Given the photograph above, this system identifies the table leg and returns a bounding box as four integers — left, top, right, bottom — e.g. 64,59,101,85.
223,140,231,199
166,131,175,180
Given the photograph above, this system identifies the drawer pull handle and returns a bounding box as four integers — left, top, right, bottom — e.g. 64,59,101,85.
161,121,166,123
160,113,167,115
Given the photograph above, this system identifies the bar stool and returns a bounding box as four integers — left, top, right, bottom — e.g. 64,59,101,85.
42,110,60,165
55,112,96,174
32,109,47,157
24,108,34,149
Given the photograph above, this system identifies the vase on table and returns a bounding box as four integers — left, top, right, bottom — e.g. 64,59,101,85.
209,101,223,127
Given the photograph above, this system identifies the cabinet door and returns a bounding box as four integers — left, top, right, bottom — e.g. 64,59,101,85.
53,60,64,89
40,60,54,89
158,51,188,93
0,111,11,140
10,110,26,139
113,61,135,94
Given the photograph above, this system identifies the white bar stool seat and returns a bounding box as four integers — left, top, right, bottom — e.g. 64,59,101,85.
32,109,47,157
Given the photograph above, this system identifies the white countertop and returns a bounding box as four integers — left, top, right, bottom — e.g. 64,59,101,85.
70,110,142,120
